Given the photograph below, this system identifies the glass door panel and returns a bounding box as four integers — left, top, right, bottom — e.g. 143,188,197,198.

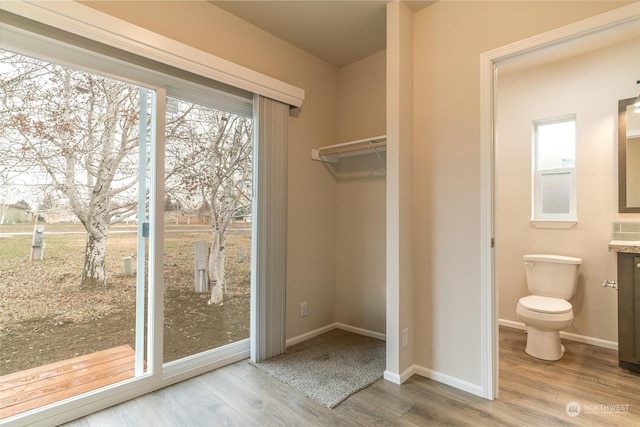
163,95,252,363
0,49,151,418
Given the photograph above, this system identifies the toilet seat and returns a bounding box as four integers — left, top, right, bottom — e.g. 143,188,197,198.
518,295,572,314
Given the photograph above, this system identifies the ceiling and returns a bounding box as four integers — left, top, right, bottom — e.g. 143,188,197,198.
209,1,435,67
498,15,640,74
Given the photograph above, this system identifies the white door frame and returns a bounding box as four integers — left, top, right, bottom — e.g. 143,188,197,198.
480,4,640,400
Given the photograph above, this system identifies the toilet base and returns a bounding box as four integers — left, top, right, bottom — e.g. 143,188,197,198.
525,327,565,361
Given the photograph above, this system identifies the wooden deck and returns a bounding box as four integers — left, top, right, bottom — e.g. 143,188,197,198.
0,345,136,419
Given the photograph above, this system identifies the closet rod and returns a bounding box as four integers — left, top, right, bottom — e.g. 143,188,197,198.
317,140,386,156
311,135,387,164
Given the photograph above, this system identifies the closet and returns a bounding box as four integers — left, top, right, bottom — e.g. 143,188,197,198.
311,50,387,338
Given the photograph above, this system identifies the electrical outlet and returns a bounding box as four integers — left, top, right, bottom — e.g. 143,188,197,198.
402,328,408,347
301,302,308,317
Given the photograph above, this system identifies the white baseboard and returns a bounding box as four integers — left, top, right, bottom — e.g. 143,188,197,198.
385,364,484,398
383,364,414,385
399,365,416,383
412,365,484,398
286,323,385,347
385,364,483,397
499,318,618,350
286,324,336,347
383,370,401,384
334,323,386,341
499,318,527,331
559,330,618,350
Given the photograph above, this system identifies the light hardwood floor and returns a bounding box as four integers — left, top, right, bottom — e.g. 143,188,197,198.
66,327,640,426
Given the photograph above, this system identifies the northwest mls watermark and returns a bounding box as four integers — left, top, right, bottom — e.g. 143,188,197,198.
566,401,631,417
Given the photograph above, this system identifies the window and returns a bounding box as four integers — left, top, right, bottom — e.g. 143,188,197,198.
532,115,577,223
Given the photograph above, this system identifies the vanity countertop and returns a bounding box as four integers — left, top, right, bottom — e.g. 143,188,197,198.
609,240,640,253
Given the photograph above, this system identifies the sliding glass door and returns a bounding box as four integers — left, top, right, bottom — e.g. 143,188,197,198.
0,49,152,418
162,93,252,364
0,18,255,423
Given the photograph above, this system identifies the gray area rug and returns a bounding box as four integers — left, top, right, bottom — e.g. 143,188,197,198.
250,328,385,408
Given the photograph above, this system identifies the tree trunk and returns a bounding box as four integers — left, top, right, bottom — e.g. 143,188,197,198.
81,232,108,288
218,241,226,292
207,227,226,305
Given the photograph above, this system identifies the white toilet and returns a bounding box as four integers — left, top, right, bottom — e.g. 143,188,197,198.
516,254,582,361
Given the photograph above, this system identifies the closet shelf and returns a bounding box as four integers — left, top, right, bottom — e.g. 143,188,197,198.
311,135,387,164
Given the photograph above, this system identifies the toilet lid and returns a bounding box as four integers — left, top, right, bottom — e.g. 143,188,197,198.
519,295,572,314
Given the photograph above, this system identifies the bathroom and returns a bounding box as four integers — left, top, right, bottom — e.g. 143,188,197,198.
495,29,639,356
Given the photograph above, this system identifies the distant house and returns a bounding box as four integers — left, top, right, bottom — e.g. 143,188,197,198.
1,204,34,224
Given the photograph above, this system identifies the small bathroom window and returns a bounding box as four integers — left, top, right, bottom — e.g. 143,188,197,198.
532,115,577,225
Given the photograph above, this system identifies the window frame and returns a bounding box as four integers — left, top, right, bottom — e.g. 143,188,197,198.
531,114,578,228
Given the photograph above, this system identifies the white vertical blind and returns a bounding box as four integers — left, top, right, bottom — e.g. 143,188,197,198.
251,95,289,362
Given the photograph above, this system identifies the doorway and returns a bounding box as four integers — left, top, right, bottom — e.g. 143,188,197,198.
481,5,640,398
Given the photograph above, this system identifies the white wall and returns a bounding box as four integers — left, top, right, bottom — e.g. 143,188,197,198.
496,38,640,343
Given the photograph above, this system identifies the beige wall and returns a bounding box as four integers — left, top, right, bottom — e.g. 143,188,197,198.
338,50,386,142
412,0,632,386
82,0,340,339
335,50,387,334
496,38,640,343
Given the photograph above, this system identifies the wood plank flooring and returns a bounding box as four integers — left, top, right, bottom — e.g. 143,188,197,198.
61,327,640,426
0,345,136,419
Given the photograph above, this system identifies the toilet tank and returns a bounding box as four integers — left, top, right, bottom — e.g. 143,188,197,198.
523,254,582,300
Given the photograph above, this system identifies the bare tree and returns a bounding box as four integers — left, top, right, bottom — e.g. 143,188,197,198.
1,50,251,298
165,98,252,305
0,51,145,287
